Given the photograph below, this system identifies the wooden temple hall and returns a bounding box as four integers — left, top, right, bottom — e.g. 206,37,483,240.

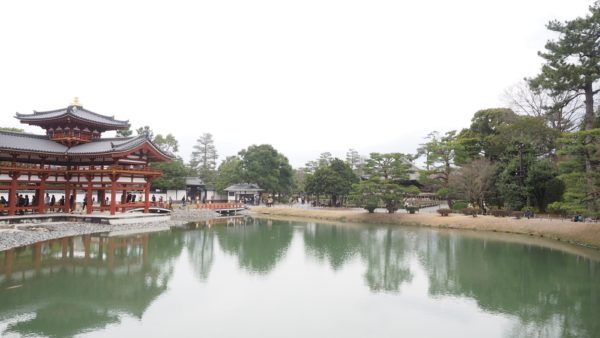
0,99,173,216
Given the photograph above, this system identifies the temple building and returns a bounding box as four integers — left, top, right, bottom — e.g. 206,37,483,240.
0,99,173,216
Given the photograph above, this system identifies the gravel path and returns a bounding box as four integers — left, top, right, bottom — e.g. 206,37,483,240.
0,208,221,251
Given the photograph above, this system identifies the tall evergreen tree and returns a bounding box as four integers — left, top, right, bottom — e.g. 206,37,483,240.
529,3,600,211
417,131,457,207
191,133,218,186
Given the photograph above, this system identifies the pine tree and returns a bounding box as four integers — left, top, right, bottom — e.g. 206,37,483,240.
191,133,218,185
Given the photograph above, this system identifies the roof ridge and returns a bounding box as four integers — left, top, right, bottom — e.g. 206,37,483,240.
17,108,67,116
0,130,50,140
91,136,136,142
79,107,129,123
15,106,130,126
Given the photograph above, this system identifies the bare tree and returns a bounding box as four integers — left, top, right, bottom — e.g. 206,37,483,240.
449,158,496,208
503,81,583,132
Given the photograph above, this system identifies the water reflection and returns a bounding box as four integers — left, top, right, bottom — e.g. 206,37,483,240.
185,224,215,281
0,232,184,338
0,218,598,337
215,217,293,274
416,232,600,337
360,228,413,292
303,222,361,270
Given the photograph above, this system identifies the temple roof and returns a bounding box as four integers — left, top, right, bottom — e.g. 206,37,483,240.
224,183,263,192
0,131,173,161
15,105,130,130
185,177,205,186
0,130,68,154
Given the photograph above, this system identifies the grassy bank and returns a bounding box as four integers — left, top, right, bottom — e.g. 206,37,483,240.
250,207,600,250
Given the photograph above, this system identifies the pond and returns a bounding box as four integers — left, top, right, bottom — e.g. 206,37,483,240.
0,217,599,338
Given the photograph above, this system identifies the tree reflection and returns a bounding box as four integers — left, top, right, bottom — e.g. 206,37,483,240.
303,223,362,270
0,231,185,338
186,225,215,281
215,218,293,274
360,228,413,292
417,232,600,337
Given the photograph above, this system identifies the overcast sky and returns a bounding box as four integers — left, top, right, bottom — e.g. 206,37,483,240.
0,0,594,167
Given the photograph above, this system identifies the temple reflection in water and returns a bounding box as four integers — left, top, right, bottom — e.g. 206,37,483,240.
0,231,183,337
0,218,599,337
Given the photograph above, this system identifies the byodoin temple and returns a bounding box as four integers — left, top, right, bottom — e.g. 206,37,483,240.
0,99,173,216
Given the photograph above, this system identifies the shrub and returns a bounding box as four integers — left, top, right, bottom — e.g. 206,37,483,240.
364,204,378,213
452,201,468,210
437,208,451,216
512,211,523,219
406,206,419,214
491,209,507,217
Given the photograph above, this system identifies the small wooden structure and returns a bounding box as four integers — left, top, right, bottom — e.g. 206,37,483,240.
224,183,263,203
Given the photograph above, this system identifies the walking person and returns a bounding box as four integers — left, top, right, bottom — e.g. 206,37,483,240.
50,195,56,212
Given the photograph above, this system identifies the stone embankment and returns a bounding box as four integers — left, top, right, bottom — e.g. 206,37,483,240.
0,208,219,251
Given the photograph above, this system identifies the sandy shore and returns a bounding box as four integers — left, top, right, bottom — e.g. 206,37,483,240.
250,207,600,250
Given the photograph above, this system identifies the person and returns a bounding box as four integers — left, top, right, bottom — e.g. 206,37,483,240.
182,196,186,207
152,194,156,203
168,196,173,209
69,194,75,213
45,193,50,207
59,196,65,212
50,195,56,212
82,196,88,211
0,196,7,207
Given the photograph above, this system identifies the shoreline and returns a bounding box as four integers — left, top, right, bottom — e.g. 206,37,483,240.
249,207,600,250
0,209,219,251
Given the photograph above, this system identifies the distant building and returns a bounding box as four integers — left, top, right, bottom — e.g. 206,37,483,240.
224,183,263,203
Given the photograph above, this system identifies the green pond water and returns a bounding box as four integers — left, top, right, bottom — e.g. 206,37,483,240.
0,217,599,338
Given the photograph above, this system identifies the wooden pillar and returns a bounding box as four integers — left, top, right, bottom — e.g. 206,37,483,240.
38,177,46,214
121,188,126,213
110,178,117,215
72,189,77,213
86,179,93,215
144,178,151,213
8,173,19,216
64,185,70,213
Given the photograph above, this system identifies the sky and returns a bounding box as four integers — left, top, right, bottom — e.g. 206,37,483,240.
0,0,594,168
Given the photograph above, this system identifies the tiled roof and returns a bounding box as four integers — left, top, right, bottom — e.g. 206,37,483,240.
67,136,146,154
0,131,173,159
0,131,68,154
185,177,204,186
224,183,263,192
15,106,129,128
